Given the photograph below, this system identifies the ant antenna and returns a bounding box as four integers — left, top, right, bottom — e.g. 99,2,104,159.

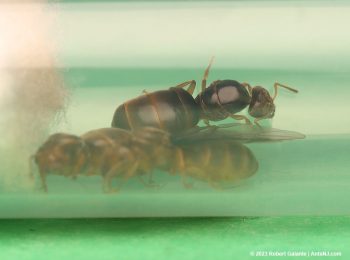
203,56,215,80
202,56,215,92
272,82,298,100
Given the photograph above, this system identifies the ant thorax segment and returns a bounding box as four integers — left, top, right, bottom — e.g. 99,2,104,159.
195,80,251,122
248,86,276,118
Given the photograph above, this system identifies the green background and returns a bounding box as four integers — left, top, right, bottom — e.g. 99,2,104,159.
0,217,348,259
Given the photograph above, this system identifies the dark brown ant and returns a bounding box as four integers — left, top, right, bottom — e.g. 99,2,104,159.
111,58,298,133
197,57,298,127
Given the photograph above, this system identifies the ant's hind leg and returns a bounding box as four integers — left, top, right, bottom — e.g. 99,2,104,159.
172,80,196,95
202,56,215,92
229,114,252,125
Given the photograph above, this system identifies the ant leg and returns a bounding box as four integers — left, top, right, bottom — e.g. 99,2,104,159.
124,161,140,179
104,172,124,193
105,161,140,192
107,178,128,194
190,118,216,133
175,148,185,170
272,82,298,100
147,170,161,186
38,167,48,193
200,119,220,134
138,173,163,188
174,148,193,188
229,114,252,125
172,80,197,95
241,82,253,96
102,161,127,193
168,148,185,176
202,56,215,92
103,176,116,193
71,153,86,179
28,155,36,181
253,117,270,128
86,165,97,176
203,118,211,126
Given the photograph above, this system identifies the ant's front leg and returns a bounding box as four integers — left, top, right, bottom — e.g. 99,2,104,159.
229,114,252,125
253,117,270,128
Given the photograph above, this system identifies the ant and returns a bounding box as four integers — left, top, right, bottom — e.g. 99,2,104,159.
111,57,298,131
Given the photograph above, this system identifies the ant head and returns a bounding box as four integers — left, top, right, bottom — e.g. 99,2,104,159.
248,86,275,119
37,134,86,171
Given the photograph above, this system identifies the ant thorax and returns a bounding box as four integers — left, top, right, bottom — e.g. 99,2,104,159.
196,80,251,121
